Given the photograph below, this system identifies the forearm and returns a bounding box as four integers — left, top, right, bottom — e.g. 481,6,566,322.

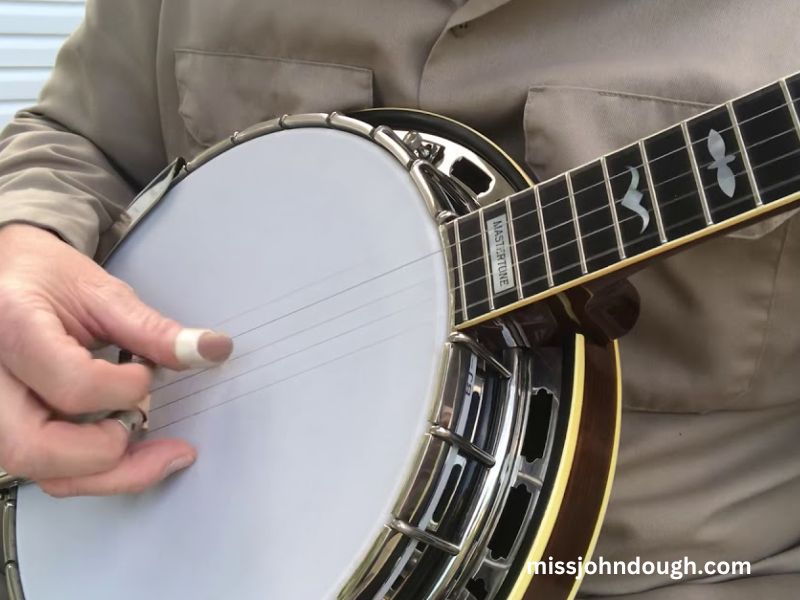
0,0,166,258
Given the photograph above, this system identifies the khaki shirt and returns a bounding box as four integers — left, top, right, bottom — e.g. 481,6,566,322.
1,1,799,597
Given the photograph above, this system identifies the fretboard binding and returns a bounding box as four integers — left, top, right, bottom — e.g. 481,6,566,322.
599,156,626,259
565,173,588,274
477,208,495,310
533,185,555,287
638,140,668,243
504,195,525,300
780,78,800,144
726,101,762,207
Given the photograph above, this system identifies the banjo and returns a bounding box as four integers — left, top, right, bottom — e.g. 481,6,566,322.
2,72,800,600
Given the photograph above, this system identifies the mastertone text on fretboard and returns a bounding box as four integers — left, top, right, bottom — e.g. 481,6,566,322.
445,72,800,327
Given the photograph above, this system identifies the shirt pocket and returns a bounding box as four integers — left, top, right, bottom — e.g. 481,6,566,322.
173,49,374,157
522,84,795,412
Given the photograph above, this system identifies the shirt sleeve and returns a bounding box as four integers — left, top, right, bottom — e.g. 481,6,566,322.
0,0,165,258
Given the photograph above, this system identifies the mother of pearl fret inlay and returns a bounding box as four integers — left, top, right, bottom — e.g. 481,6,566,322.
451,72,800,329
706,129,736,198
619,166,649,234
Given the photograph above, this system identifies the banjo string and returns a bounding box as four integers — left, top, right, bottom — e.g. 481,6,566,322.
152,278,434,392
460,169,800,314
146,321,432,434
132,100,800,427
442,123,800,261
453,145,800,299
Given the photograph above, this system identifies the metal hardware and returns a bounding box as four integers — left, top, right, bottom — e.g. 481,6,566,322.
533,185,554,287
2,488,22,600
449,332,511,379
410,159,445,219
403,130,445,163
234,118,283,144
6,563,23,600
449,347,563,599
504,196,525,301
371,126,415,168
726,101,762,206
13,111,567,600
429,425,496,468
326,112,375,137
600,156,627,259
280,113,329,129
0,472,25,491
435,210,458,224
109,409,146,436
389,519,461,556
681,122,714,225
780,79,800,142
97,158,186,264
638,140,669,243
565,172,588,274
452,221,469,328
2,500,17,563
477,208,496,311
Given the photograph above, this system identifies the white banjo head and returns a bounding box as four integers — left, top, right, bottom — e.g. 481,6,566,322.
16,128,450,599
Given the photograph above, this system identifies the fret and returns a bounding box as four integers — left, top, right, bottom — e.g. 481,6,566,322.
643,126,707,239
443,222,465,324
726,102,761,206
606,143,663,256
482,201,520,309
538,175,583,284
732,82,800,204
453,73,800,330
638,140,667,242
504,196,524,300
599,157,626,259
456,212,491,319
686,105,756,222
786,73,800,122
681,122,713,225
779,79,800,143
478,210,495,311
572,160,621,272
534,186,555,287
509,189,551,296
565,173,588,274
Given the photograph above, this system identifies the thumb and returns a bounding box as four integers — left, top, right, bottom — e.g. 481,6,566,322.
83,279,233,370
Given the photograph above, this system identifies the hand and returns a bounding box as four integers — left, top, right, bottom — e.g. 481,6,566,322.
0,224,233,496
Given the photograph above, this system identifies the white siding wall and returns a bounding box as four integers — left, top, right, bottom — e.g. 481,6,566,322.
0,0,85,128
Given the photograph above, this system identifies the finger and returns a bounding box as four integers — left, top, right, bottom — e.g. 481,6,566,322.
80,280,233,370
0,307,152,415
38,438,196,497
0,366,131,480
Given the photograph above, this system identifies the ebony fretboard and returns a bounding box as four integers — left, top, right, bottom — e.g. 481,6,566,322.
447,73,800,328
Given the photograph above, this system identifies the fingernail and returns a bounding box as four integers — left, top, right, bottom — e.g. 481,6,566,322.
175,329,233,368
162,454,195,479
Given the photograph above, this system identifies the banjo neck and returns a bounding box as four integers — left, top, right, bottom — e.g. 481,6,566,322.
449,72,800,330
